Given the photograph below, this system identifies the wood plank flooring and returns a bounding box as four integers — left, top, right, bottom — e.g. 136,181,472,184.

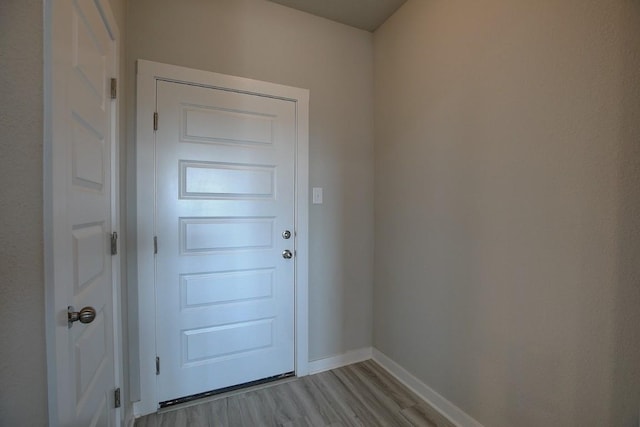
135,360,455,427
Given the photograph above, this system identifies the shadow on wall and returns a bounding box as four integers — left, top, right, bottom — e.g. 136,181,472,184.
611,1,640,425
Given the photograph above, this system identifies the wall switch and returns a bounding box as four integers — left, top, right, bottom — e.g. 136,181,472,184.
312,187,323,204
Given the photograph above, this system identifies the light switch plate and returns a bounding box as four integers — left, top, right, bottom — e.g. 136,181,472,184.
312,187,323,204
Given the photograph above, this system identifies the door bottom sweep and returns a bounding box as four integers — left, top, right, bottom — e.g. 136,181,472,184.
158,371,295,409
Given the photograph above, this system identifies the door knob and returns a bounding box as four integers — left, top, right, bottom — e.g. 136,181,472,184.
282,250,293,259
68,306,96,328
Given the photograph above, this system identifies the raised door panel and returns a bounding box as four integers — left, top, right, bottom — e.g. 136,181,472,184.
51,0,117,425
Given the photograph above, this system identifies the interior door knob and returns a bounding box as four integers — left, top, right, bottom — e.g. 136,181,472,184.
282,250,293,259
68,306,96,328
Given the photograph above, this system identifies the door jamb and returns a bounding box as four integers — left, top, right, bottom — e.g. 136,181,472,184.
133,60,310,417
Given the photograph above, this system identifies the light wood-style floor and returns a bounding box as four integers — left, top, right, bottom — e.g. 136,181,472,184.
135,360,455,427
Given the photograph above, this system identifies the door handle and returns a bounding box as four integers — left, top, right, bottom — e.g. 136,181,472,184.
68,306,96,328
282,250,293,259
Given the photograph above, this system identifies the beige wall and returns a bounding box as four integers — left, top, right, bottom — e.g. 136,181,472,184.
125,0,375,366
0,0,126,423
373,0,640,425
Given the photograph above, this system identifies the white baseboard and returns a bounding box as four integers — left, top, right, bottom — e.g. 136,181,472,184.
307,347,373,375
372,348,484,427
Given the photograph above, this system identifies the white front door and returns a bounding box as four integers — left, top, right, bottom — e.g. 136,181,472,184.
154,80,296,403
47,0,119,426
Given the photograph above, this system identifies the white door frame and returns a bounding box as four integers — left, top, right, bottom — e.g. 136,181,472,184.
43,0,123,424
133,60,309,417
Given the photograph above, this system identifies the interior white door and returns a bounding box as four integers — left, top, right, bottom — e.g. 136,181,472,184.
155,80,296,403
49,0,118,425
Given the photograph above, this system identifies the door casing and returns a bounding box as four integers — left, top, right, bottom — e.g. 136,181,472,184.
133,60,310,417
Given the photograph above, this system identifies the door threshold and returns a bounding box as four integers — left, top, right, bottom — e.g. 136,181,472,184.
158,371,296,412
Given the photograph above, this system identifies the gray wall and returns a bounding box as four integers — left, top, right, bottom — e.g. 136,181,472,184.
373,0,640,425
125,0,375,364
0,1,46,424
0,0,125,424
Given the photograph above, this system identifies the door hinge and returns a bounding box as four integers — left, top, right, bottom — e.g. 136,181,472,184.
110,78,117,99
153,112,158,131
156,357,160,375
153,236,158,254
114,387,121,408
110,231,118,255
